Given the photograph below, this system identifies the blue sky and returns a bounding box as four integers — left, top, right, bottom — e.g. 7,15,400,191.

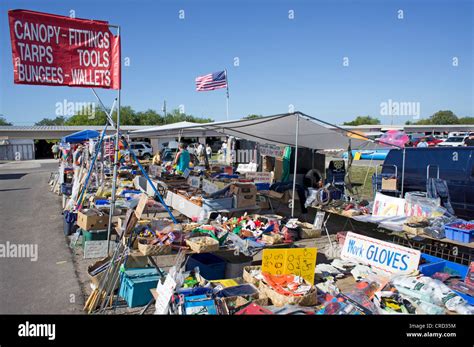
0,0,472,125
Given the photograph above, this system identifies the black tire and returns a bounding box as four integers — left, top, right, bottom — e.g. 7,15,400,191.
143,153,151,160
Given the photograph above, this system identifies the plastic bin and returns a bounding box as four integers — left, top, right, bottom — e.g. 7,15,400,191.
61,183,72,196
217,253,253,279
82,229,108,242
118,267,162,308
186,253,226,280
255,183,270,191
63,211,77,236
419,253,468,278
418,253,473,305
444,222,474,244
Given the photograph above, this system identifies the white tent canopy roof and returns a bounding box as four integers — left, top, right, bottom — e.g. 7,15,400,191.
131,121,223,139
131,112,378,150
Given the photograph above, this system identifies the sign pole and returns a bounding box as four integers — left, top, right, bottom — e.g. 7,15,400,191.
291,113,299,217
107,25,121,255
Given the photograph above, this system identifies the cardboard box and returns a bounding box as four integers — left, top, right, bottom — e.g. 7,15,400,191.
381,177,397,191
77,210,109,230
230,183,257,208
256,195,270,209
273,158,284,182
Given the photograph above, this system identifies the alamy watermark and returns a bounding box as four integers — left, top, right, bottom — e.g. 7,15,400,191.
18,321,55,341
380,99,421,119
0,241,38,262
55,99,96,119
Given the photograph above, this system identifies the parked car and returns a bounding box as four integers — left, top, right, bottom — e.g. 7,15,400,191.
405,133,425,147
437,136,468,147
130,142,153,159
381,147,474,219
161,147,178,162
412,136,444,147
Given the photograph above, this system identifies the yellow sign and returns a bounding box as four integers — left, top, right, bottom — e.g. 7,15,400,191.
354,152,361,160
261,247,317,284
209,279,239,287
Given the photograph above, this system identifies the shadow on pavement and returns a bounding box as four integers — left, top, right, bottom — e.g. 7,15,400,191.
0,173,27,180
0,187,31,192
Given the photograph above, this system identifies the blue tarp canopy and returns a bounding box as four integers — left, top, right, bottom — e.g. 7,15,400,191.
61,130,100,144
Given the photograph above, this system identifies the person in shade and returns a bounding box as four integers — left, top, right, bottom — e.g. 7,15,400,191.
173,143,190,175
417,138,429,148
464,133,474,147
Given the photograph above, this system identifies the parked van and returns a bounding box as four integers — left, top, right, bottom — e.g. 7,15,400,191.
380,147,474,219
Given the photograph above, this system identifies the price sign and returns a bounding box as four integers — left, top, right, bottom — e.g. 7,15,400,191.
83,240,109,259
261,247,317,284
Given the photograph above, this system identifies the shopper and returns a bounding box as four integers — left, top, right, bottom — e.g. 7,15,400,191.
173,143,190,175
51,142,59,159
417,138,429,148
465,133,474,147
206,143,212,157
221,142,227,157
152,151,162,165
197,142,205,165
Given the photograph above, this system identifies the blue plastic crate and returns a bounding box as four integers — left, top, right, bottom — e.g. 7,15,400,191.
119,267,163,308
444,222,474,244
418,254,474,305
183,294,217,315
185,253,226,280
255,183,270,191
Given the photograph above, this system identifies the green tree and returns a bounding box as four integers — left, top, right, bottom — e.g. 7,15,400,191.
37,106,212,126
458,117,474,124
244,114,263,120
35,116,66,126
343,116,381,126
0,115,12,126
429,110,458,125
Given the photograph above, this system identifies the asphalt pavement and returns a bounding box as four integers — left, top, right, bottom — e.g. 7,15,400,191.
0,159,84,314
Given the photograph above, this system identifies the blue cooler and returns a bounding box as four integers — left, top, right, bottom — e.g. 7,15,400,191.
119,267,163,308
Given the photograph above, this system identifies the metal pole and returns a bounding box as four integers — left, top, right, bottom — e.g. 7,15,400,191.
225,69,229,121
400,147,406,198
291,114,299,217
107,25,121,255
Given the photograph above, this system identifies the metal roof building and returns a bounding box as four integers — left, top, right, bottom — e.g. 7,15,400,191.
0,125,152,140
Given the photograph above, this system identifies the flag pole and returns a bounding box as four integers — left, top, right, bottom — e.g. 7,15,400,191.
225,69,229,121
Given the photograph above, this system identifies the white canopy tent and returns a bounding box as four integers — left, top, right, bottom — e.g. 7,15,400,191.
130,121,223,139
131,112,401,216
131,113,373,150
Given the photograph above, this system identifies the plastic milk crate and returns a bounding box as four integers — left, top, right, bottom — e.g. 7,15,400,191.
444,222,474,244
119,267,163,308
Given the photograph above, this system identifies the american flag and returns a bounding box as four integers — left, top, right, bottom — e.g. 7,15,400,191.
195,70,227,91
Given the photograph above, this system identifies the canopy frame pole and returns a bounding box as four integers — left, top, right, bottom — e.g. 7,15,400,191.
291,113,299,217
92,88,116,128
107,25,120,255
75,98,117,209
